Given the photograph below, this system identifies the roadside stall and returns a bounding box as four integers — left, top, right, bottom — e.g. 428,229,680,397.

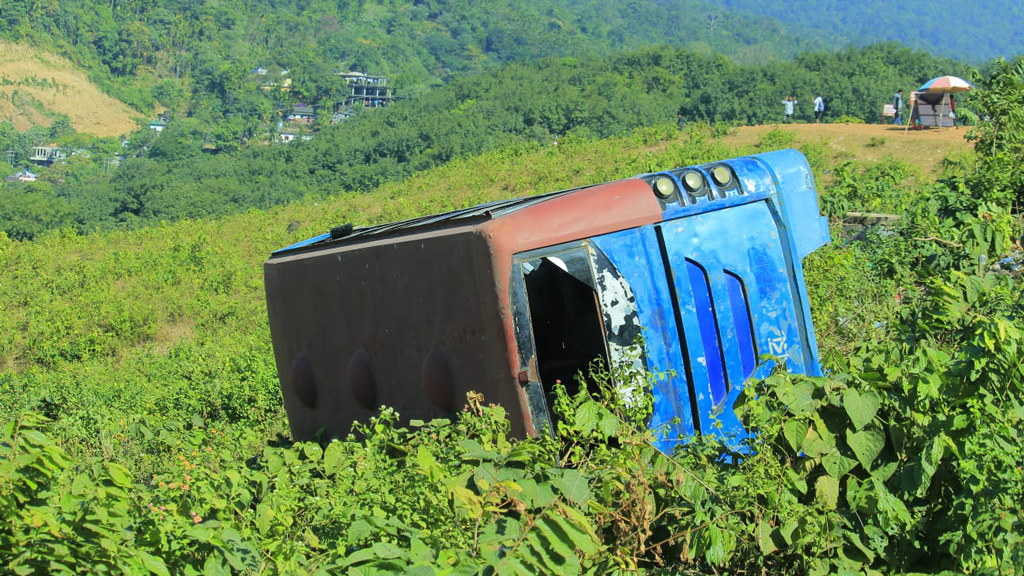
908,75,973,130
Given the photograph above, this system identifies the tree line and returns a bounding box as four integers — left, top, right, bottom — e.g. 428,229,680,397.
1,43,967,240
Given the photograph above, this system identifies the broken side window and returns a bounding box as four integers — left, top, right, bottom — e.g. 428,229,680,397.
514,244,646,429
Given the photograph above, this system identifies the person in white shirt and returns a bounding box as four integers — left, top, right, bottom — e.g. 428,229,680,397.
781,95,797,123
813,94,825,123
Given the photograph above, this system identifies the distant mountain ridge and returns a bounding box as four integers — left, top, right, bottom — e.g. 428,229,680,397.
709,0,1024,62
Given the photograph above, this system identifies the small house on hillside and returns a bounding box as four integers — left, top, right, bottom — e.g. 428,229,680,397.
29,146,62,166
6,170,37,182
278,127,312,144
288,105,315,123
336,71,394,109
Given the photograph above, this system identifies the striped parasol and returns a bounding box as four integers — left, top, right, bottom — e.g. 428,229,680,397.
918,75,973,92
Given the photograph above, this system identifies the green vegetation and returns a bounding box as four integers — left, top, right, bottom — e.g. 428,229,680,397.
713,0,1024,63
1,43,964,241
2,61,1023,573
0,0,827,111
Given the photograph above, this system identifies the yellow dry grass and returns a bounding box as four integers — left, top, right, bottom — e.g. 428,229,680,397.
722,122,972,177
0,41,139,137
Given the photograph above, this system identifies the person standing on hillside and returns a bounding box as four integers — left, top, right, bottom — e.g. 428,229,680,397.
813,94,825,123
782,95,797,123
893,89,904,125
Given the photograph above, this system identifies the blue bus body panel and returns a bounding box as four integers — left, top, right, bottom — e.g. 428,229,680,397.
588,228,697,452
594,149,828,452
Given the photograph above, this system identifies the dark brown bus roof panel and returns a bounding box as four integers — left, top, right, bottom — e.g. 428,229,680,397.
270,177,663,258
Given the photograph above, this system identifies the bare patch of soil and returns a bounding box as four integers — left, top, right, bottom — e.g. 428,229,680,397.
0,42,140,138
723,122,972,176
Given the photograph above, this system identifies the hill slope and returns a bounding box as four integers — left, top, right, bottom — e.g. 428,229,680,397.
1,0,827,124
723,123,970,178
710,0,1024,62
0,42,138,137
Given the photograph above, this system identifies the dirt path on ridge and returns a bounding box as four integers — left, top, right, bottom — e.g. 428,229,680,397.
722,122,971,178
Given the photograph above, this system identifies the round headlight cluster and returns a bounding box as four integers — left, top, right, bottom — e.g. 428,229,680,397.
650,164,738,204
682,171,706,196
711,165,733,187
652,176,676,200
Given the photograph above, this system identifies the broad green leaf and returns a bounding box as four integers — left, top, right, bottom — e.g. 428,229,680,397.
136,551,171,576
822,448,858,478
555,469,590,506
494,556,534,576
925,435,945,472
522,530,562,573
780,379,818,416
533,516,576,565
888,422,907,456
783,419,809,452
255,503,275,535
202,554,230,576
801,424,833,458
871,478,912,524
780,519,799,545
555,506,601,555
576,401,601,434
337,547,378,568
843,389,880,431
459,439,497,461
785,468,808,495
302,442,323,461
219,527,258,571
846,428,885,470
815,475,839,509
323,441,347,476
870,459,898,481
597,410,619,437
757,521,778,555
415,446,442,481
844,530,876,563
702,525,735,565
547,515,593,557
371,542,403,559
679,472,709,502
347,519,375,545
104,463,133,488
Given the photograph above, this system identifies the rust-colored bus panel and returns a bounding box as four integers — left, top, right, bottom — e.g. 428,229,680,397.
265,224,527,438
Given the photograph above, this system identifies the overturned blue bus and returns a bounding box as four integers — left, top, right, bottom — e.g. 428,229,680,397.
264,149,830,453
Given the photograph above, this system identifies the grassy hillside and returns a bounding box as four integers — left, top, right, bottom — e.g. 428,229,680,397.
0,41,138,137
723,122,971,179
2,111,1021,573
0,119,974,455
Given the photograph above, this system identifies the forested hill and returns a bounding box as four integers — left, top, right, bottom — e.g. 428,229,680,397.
0,0,825,112
0,43,964,240
711,0,1024,63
